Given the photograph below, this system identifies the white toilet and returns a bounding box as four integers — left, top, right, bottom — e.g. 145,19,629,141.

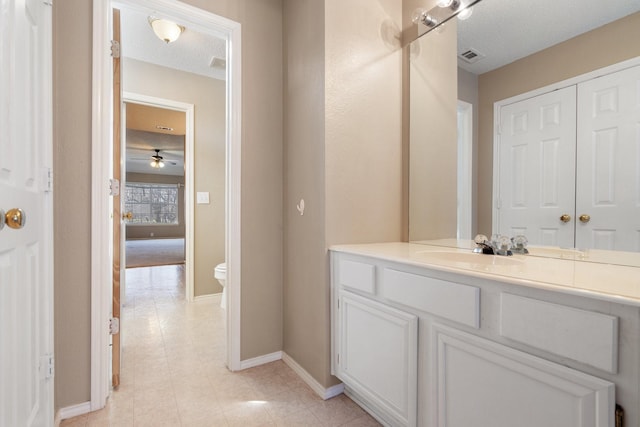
214,263,227,309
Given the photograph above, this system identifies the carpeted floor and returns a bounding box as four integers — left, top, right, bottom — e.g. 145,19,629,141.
126,238,185,268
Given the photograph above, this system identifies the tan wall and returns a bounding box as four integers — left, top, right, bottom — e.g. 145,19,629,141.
408,20,458,241
125,172,186,240
123,59,224,296
282,0,329,386
325,0,404,247
282,0,405,388
477,12,640,234
53,0,284,410
52,0,93,409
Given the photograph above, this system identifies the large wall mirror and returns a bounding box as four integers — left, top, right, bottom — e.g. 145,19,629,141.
409,0,640,260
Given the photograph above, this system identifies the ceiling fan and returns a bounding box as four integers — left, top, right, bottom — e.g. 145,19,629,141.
150,149,165,168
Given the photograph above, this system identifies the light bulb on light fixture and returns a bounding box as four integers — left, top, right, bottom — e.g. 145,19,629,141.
457,6,473,20
411,8,439,28
148,17,184,43
437,0,454,7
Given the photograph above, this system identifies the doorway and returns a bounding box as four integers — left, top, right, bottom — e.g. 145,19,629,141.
122,95,194,302
91,0,242,410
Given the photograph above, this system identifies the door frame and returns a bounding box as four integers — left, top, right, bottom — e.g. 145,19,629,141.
457,100,473,240
122,93,195,301
492,55,640,234
91,0,242,410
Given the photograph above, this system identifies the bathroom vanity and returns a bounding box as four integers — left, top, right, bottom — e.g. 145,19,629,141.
330,242,640,427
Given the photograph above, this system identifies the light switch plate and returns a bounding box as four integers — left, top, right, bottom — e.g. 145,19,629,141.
196,192,210,204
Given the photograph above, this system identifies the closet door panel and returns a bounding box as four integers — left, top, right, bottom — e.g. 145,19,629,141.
497,86,577,247
576,64,640,251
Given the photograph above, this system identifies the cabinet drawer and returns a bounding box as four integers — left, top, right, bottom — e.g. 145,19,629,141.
338,259,376,295
500,293,618,373
381,268,480,328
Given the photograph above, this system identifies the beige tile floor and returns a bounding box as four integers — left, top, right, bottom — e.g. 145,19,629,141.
61,265,380,427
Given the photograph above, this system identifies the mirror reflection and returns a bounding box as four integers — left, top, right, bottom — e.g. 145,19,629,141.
409,0,640,261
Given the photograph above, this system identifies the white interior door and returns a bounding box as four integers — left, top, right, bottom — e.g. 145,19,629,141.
0,0,54,425
497,86,577,247
576,64,640,251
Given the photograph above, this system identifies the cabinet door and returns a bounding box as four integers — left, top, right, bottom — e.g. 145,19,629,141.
496,85,577,247
337,291,418,427
576,64,640,251
430,324,614,427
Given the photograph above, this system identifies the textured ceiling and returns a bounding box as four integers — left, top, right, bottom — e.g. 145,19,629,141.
125,105,186,177
457,0,640,74
119,7,227,80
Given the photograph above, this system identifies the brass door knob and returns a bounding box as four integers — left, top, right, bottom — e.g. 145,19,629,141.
559,214,571,223
5,208,26,229
122,211,133,220
579,214,591,223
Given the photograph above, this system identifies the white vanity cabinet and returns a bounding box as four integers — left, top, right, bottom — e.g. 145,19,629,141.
330,247,621,427
332,257,418,426
336,290,418,427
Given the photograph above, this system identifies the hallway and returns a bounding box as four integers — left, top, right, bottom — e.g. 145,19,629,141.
61,265,379,426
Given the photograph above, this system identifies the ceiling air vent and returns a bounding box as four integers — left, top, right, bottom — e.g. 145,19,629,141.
209,56,227,70
458,48,485,64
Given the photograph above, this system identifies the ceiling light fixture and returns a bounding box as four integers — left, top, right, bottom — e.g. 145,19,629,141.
148,17,184,43
150,149,165,168
411,8,439,28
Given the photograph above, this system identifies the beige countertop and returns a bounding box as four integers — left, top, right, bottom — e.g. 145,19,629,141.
330,242,640,306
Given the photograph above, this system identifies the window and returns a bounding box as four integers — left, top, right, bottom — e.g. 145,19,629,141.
124,183,179,225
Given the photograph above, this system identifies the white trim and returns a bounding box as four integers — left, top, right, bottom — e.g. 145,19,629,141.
194,293,222,303
492,56,640,233
239,351,284,370
91,0,114,411
457,100,473,240
122,92,195,302
92,0,243,410
225,8,242,373
56,402,91,423
282,353,345,400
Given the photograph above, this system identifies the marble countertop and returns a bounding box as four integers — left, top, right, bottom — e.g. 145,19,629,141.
330,242,640,307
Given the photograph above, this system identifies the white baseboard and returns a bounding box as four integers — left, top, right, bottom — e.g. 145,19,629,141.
239,351,283,370
56,401,91,423
194,293,221,302
282,352,344,400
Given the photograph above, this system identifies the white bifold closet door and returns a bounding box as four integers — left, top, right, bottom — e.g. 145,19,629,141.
496,64,640,251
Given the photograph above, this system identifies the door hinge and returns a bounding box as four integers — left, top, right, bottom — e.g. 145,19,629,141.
40,354,54,380
109,179,120,196
337,354,340,365
109,317,120,335
495,198,502,210
110,40,121,58
41,167,53,193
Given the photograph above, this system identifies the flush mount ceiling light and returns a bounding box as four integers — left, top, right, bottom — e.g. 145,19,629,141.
150,149,165,168
148,17,184,43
